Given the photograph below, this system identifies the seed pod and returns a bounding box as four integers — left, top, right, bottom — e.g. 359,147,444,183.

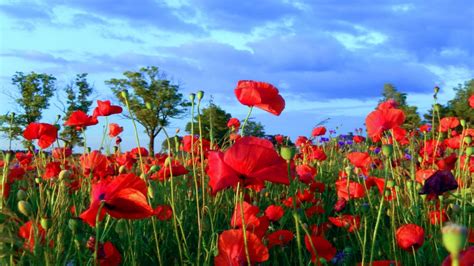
442,223,467,257
189,93,196,102
16,190,27,201
382,144,393,157
280,146,296,161
120,90,128,99
463,136,472,145
196,91,204,101
460,119,466,128
40,217,51,230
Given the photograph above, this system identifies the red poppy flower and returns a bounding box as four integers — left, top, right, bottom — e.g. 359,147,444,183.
274,134,284,144
227,118,241,129
18,221,46,251
9,167,26,181
109,123,123,137
65,110,98,128
378,99,398,110
357,261,401,266
428,210,448,225
79,173,153,227
80,150,108,177
347,152,371,176
335,179,365,201
333,198,346,212
264,205,284,222
181,135,211,155
207,136,289,194
98,241,122,266
353,135,366,143
296,136,309,147
365,108,405,141
230,201,261,229
153,205,173,221
395,224,425,251
150,160,188,181
214,229,269,266
234,80,285,116
43,161,61,180
328,215,360,232
130,147,149,158
304,235,337,262
296,164,317,184
23,122,58,149
52,147,72,159
419,124,432,133
311,126,327,137
309,146,327,161
267,230,294,248
439,117,459,132
93,100,123,117
305,205,325,217
469,95,474,108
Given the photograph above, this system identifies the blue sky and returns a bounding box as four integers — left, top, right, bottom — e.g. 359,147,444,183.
0,0,473,151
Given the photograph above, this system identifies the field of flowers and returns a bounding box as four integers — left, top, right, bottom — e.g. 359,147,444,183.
0,80,473,265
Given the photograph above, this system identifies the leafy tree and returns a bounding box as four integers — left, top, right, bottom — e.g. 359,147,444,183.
60,73,94,147
243,119,266,137
423,103,451,129
380,83,421,129
185,103,231,141
0,72,56,147
106,66,189,155
447,79,474,124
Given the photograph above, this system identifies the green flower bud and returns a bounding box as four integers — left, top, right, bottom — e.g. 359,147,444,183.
40,217,51,230
463,136,472,145
382,144,393,157
386,179,395,188
406,180,413,188
118,165,126,174
16,190,27,201
434,104,441,112
460,119,466,128
35,178,41,184
384,189,391,197
148,165,160,174
18,200,32,217
120,90,128,99
59,170,71,181
147,186,154,199
466,147,473,157
280,146,296,161
68,219,79,232
189,93,196,102
442,223,467,256
196,90,204,101
434,86,440,94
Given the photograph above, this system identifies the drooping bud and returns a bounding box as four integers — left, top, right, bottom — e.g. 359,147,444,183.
460,119,466,128
120,90,128,99
189,93,196,102
145,102,152,110
18,200,32,217
41,217,51,230
466,147,473,157
196,90,204,101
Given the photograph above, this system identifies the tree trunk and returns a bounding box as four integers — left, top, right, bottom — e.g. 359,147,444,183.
148,134,155,155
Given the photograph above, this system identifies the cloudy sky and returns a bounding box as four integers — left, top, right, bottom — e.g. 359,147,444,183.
0,0,473,150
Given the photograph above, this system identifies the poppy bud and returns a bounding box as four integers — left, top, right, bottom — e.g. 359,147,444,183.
382,144,393,157
420,194,427,200
466,147,473,157
59,170,71,181
417,156,423,163
68,219,79,232
434,86,440,94
145,102,152,110
120,90,128,99
16,190,27,201
442,223,467,258
148,186,154,199
434,104,441,112
460,119,466,128
189,93,196,102
196,90,204,101
280,146,295,161
35,177,41,184
344,166,352,176
463,136,472,145
415,183,422,190
406,180,413,188
118,165,126,174
18,200,32,217
384,190,391,197
148,165,160,174
41,217,51,230
386,179,395,188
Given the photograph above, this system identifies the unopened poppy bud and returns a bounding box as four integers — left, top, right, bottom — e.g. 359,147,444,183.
386,179,395,188
466,147,473,156
434,86,440,94
35,178,41,184
41,217,51,230
280,146,295,161
59,170,71,181
189,93,195,102
148,165,160,174
18,200,32,217
147,186,154,199
442,223,467,257
196,90,204,101
415,183,422,190
16,190,27,201
145,102,152,110
420,194,427,200
382,144,393,157
434,104,441,112
120,90,128,99
384,190,391,197
463,136,472,144
460,119,466,127
417,156,423,163
68,219,79,232
406,180,413,188
118,165,126,174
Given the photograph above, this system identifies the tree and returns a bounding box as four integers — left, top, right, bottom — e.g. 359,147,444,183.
106,66,189,155
0,72,56,147
185,103,231,141
380,83,421,129
446,79,474,124
60,73,94,147
243,119,266,137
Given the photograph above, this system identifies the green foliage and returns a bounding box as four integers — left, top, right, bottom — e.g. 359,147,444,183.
106,66,189,154
185,103,231,141
60,73,94,147
447,79,474,124
0,72,56,147
380,83,421,129
243,118,266,137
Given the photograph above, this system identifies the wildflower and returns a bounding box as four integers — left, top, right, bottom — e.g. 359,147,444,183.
395,224,425,251
23,122,58,149
234,80,285,116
